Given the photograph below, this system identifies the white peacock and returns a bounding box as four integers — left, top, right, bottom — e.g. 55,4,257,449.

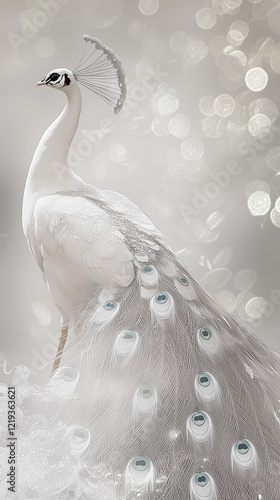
21,35,280,499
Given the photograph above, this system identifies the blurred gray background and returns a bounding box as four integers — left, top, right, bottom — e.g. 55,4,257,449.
1,0,280,381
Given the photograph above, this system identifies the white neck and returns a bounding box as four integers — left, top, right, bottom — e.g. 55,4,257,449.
23,81,83,232
27,82,82,189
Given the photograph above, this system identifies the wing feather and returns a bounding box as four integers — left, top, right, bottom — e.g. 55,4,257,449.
34,193,135,285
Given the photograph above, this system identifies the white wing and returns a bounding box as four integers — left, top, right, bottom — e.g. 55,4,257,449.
29,193,134,319
27,186,167,322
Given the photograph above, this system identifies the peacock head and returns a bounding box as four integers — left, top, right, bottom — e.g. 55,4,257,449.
35,35,127,114
36,69,74,90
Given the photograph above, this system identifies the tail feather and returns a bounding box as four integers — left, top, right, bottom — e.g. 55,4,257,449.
57,250,280,499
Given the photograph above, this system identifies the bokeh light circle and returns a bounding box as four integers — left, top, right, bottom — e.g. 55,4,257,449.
152,93,179,116
196,8,217,30
270,208,280,227
199,95,215,116
247,191,271,216
139,0,159,16
214,94,235,117
268,6,280,35
245,67,268,92
224,0,243,7
168,114,191,138
245,297,267,319
275,197,280,213
229,20,249,43
248,114,271,137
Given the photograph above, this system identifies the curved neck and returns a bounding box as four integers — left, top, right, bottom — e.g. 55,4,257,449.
22,83,83,234
26,84,82,193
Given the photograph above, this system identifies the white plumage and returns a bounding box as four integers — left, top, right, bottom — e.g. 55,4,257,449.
20,35,280,499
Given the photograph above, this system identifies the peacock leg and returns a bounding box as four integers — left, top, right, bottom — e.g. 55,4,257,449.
51,326,68,375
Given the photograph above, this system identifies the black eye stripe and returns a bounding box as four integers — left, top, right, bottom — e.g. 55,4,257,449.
50,72,60,81
45,73,70,86
46,73,62,84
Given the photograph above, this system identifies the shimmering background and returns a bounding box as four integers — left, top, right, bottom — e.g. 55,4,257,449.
1,0,280,380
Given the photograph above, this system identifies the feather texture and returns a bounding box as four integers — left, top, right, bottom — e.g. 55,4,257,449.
50,192,280,498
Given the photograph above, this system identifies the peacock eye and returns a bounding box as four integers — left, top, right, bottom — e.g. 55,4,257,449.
192,412,206,426
71,427,88,442
67,426,91,456
179,275,189,286
195,473,209,486
155,292,168,304
133,457,148,471
143,265,153,273
104,300,117,310
198,373,211,387
199,328,212,340
140,386,153,398
236,440,250,454
121,331,135,340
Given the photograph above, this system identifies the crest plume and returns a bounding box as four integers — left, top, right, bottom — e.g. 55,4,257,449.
73,34,127,114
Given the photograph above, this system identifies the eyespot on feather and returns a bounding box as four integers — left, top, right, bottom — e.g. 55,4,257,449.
112,330,139,365
139,265,159,288
174,274,197,300
150,291,174,322
133,386,158,418
187,411,213,444
93,300,119,325
197,327,219,355
65,426,91,456
190,472,218,500
231,439,257,473
125,456,154,493
47,367,79,398
194,373,220,404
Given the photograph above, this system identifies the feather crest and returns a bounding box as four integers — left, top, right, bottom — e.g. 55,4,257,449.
73,35,127,114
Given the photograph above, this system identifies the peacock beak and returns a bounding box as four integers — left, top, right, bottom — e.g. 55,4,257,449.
35,79,46,86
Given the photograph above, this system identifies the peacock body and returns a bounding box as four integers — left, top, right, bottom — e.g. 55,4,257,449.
21,36,280,500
